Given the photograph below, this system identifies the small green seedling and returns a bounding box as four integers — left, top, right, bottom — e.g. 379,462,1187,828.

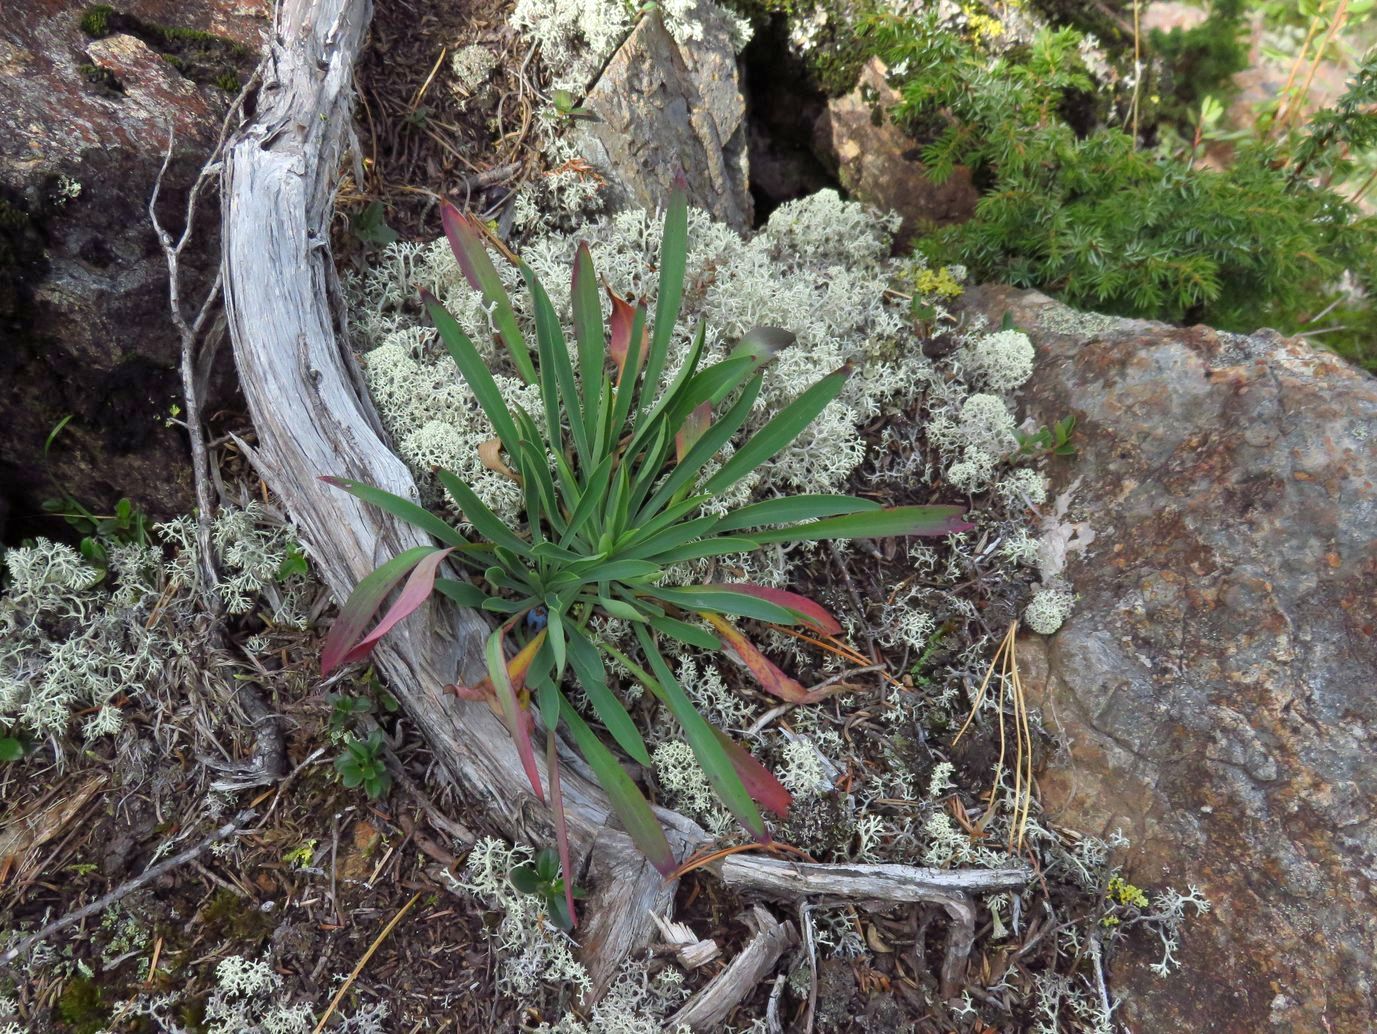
326,692,374,740
551,89,594,121
351,201,399,246
334,730,392,799
0,736,24,763
509,847,587,932
1014,415,1077,459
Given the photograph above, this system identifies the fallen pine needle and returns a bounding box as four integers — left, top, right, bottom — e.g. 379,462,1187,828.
313,891,421,1033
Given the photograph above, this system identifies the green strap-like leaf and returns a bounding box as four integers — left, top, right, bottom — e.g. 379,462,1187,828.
637,374,762,521
713,494,881,532
560,693,676,875
439,204,537,383
643,184,688,406
748,505,973,544
433,577,488,608
523,262,590,467
321,477,467,549
648,613,720,652
567,625,651,765
702,365,852,495
422,290,522,454
641,585,810,625
434,468,534,558
630,627,767,842
571,243,605,433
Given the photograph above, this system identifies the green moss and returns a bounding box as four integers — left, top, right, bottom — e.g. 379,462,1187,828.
199,888,271,941
57,974,111,1034
213,71,240,93
79,5,115,38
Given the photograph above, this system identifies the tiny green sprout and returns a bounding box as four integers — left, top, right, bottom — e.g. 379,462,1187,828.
551,89,594,121
326,692,373,739
509,847,587,932
1013,414,1077,459
276,544,310,581
334,730,392,799
284,839,318,868
0,736,24,763
351,201,399,247
67,862,99,876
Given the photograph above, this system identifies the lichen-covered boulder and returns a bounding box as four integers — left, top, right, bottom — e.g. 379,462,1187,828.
574,7,752,230
962,285,1376,1032
0,1,265,537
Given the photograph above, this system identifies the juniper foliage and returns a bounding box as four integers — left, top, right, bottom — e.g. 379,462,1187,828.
862,11,1377,363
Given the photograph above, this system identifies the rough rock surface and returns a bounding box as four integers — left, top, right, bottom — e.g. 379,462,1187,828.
575,7,752,230
0,1,266,538
813,58,978,245
963,285,1376,1033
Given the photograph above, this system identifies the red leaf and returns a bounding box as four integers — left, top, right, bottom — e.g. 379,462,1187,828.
606,286,648,382
339,548,455,667
321,546,451,676
712,729,791,818
675,401,712,463
439,201,485,295
488,623,546,803
547,730,577,928
700,583,842,635
700,612,810,703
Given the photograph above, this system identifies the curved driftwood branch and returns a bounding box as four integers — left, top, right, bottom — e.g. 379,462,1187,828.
220,0,1029,1006
712,856,1031,999
219,0,694,992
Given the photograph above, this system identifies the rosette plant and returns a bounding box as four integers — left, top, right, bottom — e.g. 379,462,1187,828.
321,186,970,924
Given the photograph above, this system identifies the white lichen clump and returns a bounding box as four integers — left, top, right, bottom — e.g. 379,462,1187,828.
0,506,311,745
1024,588,1076,635
963,329,1036,391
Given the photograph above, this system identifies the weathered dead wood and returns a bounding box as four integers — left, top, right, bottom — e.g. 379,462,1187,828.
219,0,693,993
713,856,1030,997
669,906,798,1031
219,0,1031,1005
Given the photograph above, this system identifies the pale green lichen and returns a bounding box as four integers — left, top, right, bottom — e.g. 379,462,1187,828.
1024,588,1076,634
0,505,311,745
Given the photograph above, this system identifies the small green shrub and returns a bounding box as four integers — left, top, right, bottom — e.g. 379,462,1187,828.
861,10,1377,364
333,730,392,799
509,846,587,932
322,186,969,918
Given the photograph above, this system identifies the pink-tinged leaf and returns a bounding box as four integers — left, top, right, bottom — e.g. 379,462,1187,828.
675,401,712,463
339,548,455,667
606,286,649,382
700,583,842,635
322,546,450,676
546,730,577,928
700,612,810,703
712,728,791,819
487,624,545,803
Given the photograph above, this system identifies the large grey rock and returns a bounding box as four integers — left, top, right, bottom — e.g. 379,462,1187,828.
962,285,1376,1032
574,8,751,230
0,1,265,536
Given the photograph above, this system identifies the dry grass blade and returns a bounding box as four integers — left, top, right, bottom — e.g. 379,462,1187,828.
312,891,422,1033
953,622,1035,851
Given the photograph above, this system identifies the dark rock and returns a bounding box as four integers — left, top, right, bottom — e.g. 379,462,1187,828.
963,285,1377,1033
813,58,978,246
0,1,266,539
574,7,752,230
